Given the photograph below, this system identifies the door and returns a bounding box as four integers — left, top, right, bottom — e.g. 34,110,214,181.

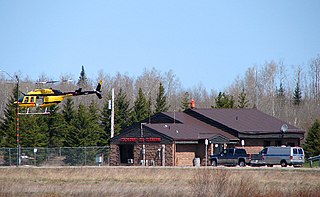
119,144,134,164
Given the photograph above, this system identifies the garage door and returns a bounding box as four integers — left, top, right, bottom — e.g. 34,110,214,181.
175,145,196,166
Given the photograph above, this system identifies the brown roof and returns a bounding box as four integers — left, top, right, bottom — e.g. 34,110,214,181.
146,112,238,141
188,108,305,134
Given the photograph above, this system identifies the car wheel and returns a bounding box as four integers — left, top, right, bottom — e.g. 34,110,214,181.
280,160,287,167
239,160,245,167
211,160,217,167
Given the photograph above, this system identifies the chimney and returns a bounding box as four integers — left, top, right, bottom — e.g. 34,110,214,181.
191,99,196,109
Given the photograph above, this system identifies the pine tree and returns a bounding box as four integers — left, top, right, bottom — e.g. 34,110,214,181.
0,84,18,147
68,104,90,147
180,92,190,111
77,65,88,87
132,88,148,123
62,97,75,124
20,113,48,148
277,82,286,109
237,89,249,108
62,97,77,147
87,100,103,146
293,81,302,106
114,88,131,135
213,92,235,108
46,105,67,147
303,119,320,158
155,83,169,113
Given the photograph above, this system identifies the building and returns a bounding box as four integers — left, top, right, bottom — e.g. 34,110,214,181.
109,108,304,166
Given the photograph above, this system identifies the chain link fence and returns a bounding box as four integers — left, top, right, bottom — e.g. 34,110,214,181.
0,146,110,166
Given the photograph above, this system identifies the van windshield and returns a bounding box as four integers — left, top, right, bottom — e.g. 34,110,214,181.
260,148,267,154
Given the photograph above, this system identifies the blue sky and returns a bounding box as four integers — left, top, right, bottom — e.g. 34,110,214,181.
1,1,320,91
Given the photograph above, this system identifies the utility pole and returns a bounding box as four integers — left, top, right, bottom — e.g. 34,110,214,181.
110,88,115,138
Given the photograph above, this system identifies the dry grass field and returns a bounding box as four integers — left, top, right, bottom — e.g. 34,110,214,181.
0,166,319,197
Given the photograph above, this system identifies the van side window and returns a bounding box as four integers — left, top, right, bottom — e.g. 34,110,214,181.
293,149,298,154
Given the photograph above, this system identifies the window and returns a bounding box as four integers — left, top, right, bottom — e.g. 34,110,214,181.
235,149,245,155
260,148,268,154
23,97,29,103
298,149,303,154
293,148,298,154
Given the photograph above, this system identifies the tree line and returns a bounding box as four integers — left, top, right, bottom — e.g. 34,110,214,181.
1,56,320,157
0,66,170,147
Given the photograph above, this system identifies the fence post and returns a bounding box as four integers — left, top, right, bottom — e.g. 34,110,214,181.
84,147,87,166
8,148,11,166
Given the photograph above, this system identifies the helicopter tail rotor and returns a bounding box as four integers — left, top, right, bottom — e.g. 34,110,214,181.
95,80,102,99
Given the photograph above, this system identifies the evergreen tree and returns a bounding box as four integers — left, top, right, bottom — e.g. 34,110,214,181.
87,100,103,146
20,113,48,148
0,84,18,147
277,82,286,109
155,83,169,113
213,92,235,108
77,65,88,87
303,119,320,158
114,88,131,135
180,92,190,111
68,104,90,147
62,97,77,147
278,82,285,97
46,105,67,147
237,89,249,108
293,81,302,106
132,88,148,123
62,97,75,124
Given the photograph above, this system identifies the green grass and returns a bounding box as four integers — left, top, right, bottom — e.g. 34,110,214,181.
304,160,320,168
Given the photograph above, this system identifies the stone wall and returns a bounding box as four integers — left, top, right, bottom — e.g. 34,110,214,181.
109,144,120,166
133,144,173,166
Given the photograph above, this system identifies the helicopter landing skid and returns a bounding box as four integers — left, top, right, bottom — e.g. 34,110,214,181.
18,107,51,115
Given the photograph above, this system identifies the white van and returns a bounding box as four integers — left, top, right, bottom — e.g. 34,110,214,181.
250,146,305,167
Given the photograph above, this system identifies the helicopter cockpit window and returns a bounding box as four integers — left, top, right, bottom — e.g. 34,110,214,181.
23,97,29,103
18,96,24,103
30,97,35,103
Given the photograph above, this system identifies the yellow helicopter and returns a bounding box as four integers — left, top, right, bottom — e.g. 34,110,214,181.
15,80,102,114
